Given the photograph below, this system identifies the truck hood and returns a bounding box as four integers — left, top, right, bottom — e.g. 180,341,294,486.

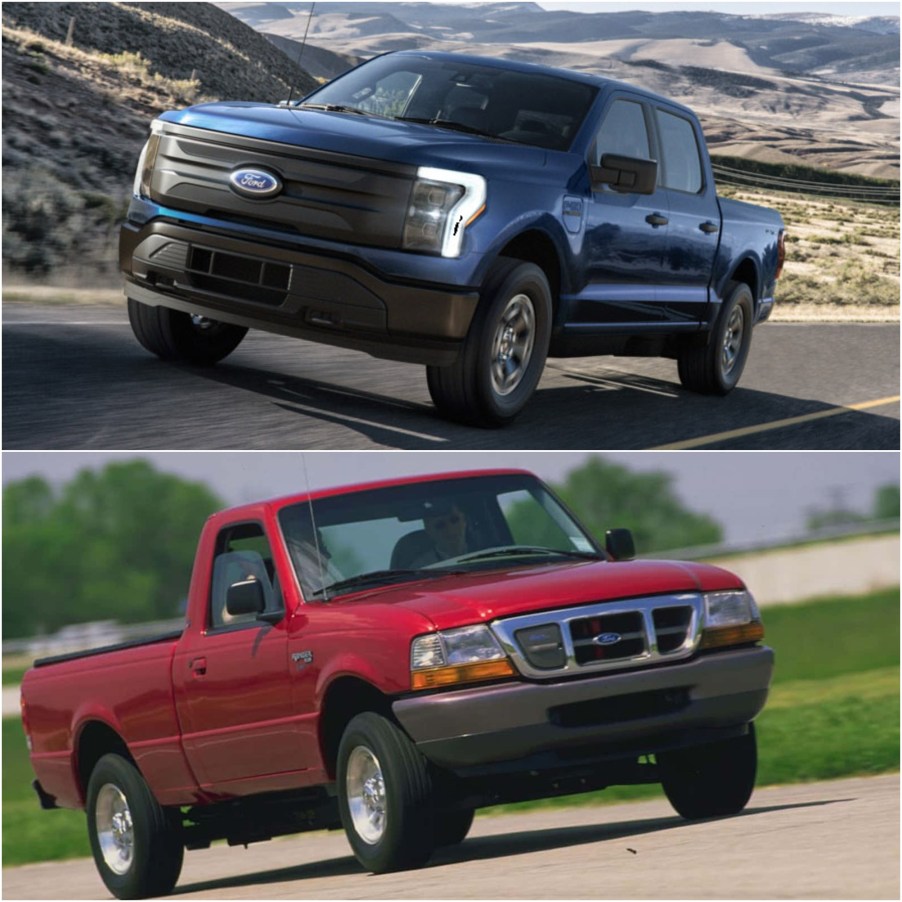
339,559,745,630
161,102,557,177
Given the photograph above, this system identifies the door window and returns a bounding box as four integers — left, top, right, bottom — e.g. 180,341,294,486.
209,523,281,630
593,99,651,164
655,109,704,194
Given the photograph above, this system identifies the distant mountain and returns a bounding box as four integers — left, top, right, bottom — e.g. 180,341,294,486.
216,1,900,180
757,13,900,36
262,33,360,82
218,2,900,84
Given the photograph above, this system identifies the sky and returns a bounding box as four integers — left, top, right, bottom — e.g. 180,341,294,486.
539,1,899,15
3,452,897,548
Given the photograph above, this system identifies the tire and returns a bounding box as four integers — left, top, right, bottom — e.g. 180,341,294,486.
427,258,552,426
435,808,474,847
337,712,437,873
86,753,184,899
678,280,753,395
659,725,757,820
127,298,247,366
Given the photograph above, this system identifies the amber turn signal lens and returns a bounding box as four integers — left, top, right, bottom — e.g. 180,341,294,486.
700,621,765,650
411,658,515,690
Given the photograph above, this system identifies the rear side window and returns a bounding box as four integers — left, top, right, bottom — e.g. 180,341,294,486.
593,99,651,164
656,109,704,194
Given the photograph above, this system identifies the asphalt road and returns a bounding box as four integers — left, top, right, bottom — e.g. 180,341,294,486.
3,774,897,899
3,304,898,449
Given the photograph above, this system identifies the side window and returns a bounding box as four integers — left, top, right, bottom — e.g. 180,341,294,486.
209,523,281,630
655,109,704,194
593,99,651,165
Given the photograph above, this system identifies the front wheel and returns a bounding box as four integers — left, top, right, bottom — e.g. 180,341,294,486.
677,280,753,394
127,299,247,365
337,713,437,873
435,808,474,847
86,754,183,899
427,259,552,426
659,725,757,820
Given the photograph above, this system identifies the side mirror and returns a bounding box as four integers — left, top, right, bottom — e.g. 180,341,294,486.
226,577,266,617
605,528,636,562
591,154,657,195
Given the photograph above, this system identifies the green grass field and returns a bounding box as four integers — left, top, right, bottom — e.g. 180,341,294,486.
3,589,898,866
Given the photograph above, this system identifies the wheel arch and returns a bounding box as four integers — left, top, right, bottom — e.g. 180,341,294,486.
493,227,565,319
75,719,136,803
319,675,394,781
724,256,760,313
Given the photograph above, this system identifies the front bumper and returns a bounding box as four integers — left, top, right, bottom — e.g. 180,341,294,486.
120,219,480,366
393,646,773,772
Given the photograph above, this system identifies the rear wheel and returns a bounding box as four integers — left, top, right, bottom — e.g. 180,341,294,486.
659,725,757,820
86,754,183,899
127,299,247,365
337,713,437,873
678,280,753,394
427,259,551,426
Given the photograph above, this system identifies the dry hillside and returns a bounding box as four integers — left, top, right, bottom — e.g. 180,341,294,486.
2,2,316,278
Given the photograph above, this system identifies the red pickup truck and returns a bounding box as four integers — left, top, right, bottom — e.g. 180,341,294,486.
22,469,773,899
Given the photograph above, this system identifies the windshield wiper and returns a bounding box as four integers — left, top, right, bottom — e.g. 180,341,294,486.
395,116,516,142
299,103,391,119
446,546,604,565
311,567,464,599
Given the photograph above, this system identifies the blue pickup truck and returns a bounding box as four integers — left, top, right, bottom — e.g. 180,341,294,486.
120,51,785,426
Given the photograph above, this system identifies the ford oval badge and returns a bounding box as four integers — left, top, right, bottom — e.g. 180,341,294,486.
229,168,282,199
595,632,622,646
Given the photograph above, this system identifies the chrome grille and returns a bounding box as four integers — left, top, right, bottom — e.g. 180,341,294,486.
491,594,703,680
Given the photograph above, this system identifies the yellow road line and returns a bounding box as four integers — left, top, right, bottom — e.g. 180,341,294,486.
653,395,901,450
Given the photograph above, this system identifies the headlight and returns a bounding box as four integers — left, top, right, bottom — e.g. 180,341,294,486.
133,121,163,198
410,625,514,690
701,590,764,649
403,167,486,258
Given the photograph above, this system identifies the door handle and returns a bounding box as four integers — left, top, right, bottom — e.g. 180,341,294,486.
699,221,720,234
645,213,669,227
189,657,207,676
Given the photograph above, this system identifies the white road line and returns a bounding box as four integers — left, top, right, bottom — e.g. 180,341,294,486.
277,388,447,443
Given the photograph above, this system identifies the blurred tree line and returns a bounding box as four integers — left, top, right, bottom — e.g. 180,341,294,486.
3,462,223,639
509,457,723,554
806,484,900,532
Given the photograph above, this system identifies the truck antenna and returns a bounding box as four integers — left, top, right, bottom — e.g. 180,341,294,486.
300,453,329,600
286,2,316,107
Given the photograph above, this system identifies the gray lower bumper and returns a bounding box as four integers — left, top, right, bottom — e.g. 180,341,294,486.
393,646,773,771
120,220,479,366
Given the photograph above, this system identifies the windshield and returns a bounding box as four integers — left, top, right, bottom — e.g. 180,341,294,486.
300,55,597,152
277,473,603,600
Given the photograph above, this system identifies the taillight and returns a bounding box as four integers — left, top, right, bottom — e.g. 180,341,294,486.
20,694,33,752
775,229,786,279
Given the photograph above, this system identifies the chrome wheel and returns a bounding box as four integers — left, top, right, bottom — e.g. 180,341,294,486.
346,746,386,845
95,784,134,876
721,304,745,376
490,293,536,396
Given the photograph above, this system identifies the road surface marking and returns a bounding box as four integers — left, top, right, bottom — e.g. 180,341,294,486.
3,322,128,326
277,388,447,443
653,395,901,449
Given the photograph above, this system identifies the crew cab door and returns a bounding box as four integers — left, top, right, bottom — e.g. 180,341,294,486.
652,105,721,325
172,521,304,792
578,94,672,327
